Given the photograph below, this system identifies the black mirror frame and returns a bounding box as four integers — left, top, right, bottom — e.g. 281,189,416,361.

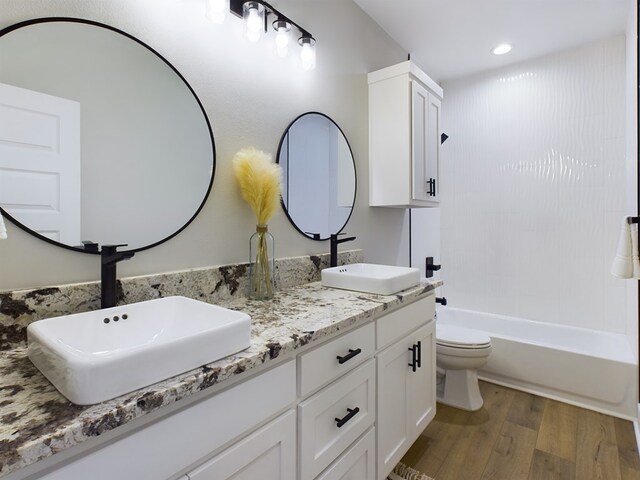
276,111,357,242
0,17,216,255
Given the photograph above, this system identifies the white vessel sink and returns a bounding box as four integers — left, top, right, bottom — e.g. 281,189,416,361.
321,263,421,295
27,296,251,405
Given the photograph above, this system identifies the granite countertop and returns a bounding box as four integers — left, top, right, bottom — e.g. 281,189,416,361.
0,280,441,477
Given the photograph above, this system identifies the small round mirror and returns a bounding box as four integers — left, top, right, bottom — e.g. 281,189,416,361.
277,112,356,241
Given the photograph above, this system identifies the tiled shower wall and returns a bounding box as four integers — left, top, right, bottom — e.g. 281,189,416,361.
441,35,628,333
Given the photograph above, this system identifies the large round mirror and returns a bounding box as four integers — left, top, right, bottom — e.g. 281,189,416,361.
0,18,215,253
277,112,356,241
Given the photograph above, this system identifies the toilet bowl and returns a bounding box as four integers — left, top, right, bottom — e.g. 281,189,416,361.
436,324,492,411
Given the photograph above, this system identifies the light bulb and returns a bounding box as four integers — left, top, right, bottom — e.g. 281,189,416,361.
492,43,512,55
273,20,291,58
298,36,316,70
205,0,228,24
247,9,261,32
243,2,265,43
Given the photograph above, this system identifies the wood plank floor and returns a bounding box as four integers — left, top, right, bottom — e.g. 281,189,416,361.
401,382,640,479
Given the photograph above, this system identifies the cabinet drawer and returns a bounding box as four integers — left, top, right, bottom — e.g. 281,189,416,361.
376,295,434,350
187,410,296,480
316,428,375,480
299,359,376,480
298,322,374,396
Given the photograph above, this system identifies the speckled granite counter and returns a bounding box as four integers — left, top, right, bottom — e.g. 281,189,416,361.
0,279,441,477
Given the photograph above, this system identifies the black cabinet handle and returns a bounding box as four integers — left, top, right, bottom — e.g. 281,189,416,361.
427,178,437,197
408,344,418,372
336,348,362,365
335,407,360,428
416,341,422,368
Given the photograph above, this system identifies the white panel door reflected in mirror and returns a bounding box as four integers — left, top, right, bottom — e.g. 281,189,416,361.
277,112,356,241
0,83,81,245
0,18,215,253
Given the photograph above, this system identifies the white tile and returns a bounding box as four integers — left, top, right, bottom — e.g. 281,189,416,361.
440,36,625,335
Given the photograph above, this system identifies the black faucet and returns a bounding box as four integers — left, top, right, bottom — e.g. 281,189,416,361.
330,233,356,267
101,245,135,309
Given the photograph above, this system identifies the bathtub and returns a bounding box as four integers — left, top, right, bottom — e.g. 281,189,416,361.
437,307,638,419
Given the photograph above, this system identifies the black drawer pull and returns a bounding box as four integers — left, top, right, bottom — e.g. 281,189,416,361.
337,348,362,365
416,341,422,368
408,344,418,372
335,407,360,428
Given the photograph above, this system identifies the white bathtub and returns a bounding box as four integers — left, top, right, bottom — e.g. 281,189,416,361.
437,307,638,419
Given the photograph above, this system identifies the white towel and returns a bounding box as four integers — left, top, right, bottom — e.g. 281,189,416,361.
632,223,640,279
611,217,636,278
0,210,7,240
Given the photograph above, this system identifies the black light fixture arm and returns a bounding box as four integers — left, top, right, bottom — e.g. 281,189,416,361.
229,0,313,39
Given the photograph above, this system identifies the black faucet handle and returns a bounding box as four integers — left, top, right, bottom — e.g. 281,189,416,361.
81,241,100,253
425,257,441,278
101,244,129,253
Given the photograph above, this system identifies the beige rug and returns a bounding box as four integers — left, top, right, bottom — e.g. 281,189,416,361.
388,462,434,480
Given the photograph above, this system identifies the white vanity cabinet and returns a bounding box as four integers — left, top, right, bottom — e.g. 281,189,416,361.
20,292,437,480
375,296,436,480
368,61,443,208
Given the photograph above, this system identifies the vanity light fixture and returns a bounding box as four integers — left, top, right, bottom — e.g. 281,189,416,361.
273,19,291,58
243,1,265,42
221,0,316,69
206,0,229,24
492,43,512,55
299,35,316,71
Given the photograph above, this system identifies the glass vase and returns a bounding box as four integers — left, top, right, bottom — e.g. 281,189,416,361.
249,224,275,300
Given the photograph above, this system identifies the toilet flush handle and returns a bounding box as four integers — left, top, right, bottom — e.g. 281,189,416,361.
436,297,447,306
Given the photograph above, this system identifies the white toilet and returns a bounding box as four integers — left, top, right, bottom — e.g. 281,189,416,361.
436,324,492,411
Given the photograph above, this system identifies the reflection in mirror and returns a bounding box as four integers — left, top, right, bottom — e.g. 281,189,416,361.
277,113,356,241
0,19,215,252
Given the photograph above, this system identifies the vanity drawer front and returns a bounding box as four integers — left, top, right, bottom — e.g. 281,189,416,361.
376,295,434,350
316,427,375,480
298,359,376,480
299,322,375,396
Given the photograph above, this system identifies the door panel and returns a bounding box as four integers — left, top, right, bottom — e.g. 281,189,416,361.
0,82,81,245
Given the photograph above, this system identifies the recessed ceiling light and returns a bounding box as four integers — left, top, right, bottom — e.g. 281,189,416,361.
492,44,512,55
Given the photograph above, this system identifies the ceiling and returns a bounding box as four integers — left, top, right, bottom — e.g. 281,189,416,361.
353,0,630,82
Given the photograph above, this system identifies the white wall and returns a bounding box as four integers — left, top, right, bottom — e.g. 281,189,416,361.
441,36,629,334
625,0,638,357
0,0,408,291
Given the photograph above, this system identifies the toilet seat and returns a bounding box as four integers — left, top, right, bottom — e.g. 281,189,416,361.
436,324,491,349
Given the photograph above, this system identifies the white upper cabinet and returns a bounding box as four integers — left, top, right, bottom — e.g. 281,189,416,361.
368,61,443,208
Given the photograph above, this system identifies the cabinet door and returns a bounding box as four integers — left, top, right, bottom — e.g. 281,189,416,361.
376,332,415,480
187,410,296,480
406,322,436,437
411,80,429,202
426,93,441,202
376,322,435,480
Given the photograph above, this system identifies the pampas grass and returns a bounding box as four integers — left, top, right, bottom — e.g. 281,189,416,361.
233,147,282,299
232,147,281,226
